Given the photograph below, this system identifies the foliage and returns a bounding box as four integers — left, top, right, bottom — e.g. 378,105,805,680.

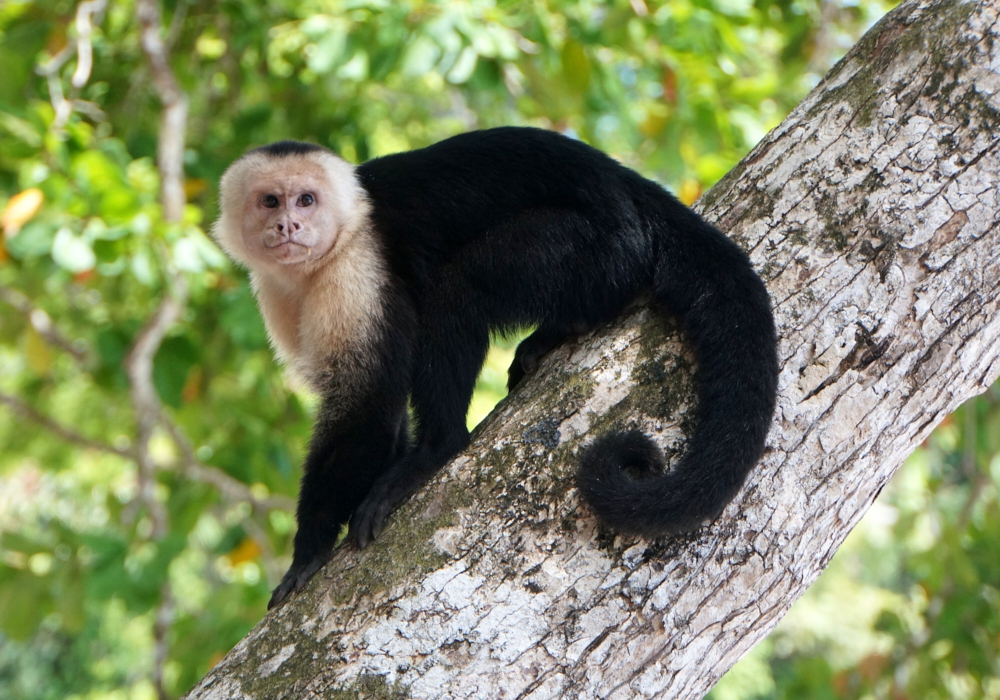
0,0,908,697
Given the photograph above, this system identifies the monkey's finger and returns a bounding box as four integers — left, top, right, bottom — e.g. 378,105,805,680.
352,499,388,549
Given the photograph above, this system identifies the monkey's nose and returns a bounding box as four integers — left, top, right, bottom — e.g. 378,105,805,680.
276,220,302,233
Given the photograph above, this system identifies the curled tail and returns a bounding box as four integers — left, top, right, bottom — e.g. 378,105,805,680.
577,201,779,537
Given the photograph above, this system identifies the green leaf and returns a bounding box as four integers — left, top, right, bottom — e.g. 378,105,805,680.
51,227,96,273
4,219,56,258
173,229,227,273
307,23,348,74
54,573,87,634
153,335,200,408
1,532,51,556
403,35,441,77
561,39,591,94
0,567,51,640
447,46,478,84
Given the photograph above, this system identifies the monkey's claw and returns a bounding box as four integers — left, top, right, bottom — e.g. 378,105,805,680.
268,555,329,610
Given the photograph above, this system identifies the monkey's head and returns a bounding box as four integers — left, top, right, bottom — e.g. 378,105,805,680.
213,141,366,273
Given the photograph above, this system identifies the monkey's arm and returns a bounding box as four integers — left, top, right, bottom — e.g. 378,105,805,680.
269,387,409,609
349,263,492,548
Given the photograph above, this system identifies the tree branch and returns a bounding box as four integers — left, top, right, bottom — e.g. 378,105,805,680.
0,284,88,362
124,289,182,539
0,388,294,521
184,1,1000,698
161,415,296,512
153,582,175,700
35,45,75,130
136,0,188,224
131,4,190,697
71,0,108,89
0,391,134,459
127,0,190,544
35,0,109,130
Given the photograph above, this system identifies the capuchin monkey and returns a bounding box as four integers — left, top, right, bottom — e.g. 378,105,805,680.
213,127,779,609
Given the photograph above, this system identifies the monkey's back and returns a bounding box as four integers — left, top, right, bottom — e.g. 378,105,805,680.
357,127,663,329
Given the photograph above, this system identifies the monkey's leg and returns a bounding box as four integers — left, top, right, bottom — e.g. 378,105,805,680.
350,298,489,549
508,327,565,390
507,326,571,390
269,401,408,609
507,314,604,390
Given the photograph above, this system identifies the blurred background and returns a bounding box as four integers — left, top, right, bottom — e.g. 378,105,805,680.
4,1,1000,698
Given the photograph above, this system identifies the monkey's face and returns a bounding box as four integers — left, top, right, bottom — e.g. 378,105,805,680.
215,149,365,275
241,164,339,267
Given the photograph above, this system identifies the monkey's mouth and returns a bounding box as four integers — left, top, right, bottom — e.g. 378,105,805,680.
264,238,317,264
264,238,308,251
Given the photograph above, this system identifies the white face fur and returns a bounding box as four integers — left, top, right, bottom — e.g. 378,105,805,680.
212,147,383,387
213,149,365,276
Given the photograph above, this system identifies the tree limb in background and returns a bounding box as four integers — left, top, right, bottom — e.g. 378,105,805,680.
133,2,191,698
35,45,75,129
35,0,108,130
183,1,1000,697
153,582,176,700
161,414,296,512
136,0,188,224
0,391,134,459
126,0,191,543
0,284,88,361
123,286,182,540
71,0,108,89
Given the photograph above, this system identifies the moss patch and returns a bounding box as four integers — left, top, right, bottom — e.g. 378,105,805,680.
332,480,475,604
328,673,410,699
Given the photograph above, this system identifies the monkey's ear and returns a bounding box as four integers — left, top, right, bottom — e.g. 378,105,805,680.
210,185,256,268
212,154,263,266
210,211,247,267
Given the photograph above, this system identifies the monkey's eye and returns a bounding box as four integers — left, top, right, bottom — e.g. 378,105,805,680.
261,194,279,209
297,193,315,207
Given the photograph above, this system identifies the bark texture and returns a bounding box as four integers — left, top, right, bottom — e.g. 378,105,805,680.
185,0,1000,697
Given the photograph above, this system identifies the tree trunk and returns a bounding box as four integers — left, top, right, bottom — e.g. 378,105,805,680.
185,0,1000,697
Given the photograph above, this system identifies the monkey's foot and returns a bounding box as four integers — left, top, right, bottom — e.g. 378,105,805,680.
506,345,541,391
351,464,434,548
508,327,574,391
349,488,395,550
268,555,329,610
351,454,460,548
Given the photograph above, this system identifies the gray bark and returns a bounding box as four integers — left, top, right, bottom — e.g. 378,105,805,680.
185,0,1000,697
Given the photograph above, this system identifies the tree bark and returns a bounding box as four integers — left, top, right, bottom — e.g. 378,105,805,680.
185,0,1000,697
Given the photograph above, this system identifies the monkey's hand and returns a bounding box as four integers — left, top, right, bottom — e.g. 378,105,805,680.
350,456,441,549
268,554,330,610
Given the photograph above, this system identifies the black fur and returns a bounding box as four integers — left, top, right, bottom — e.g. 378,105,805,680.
250,140,326,158
266,127,779,608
